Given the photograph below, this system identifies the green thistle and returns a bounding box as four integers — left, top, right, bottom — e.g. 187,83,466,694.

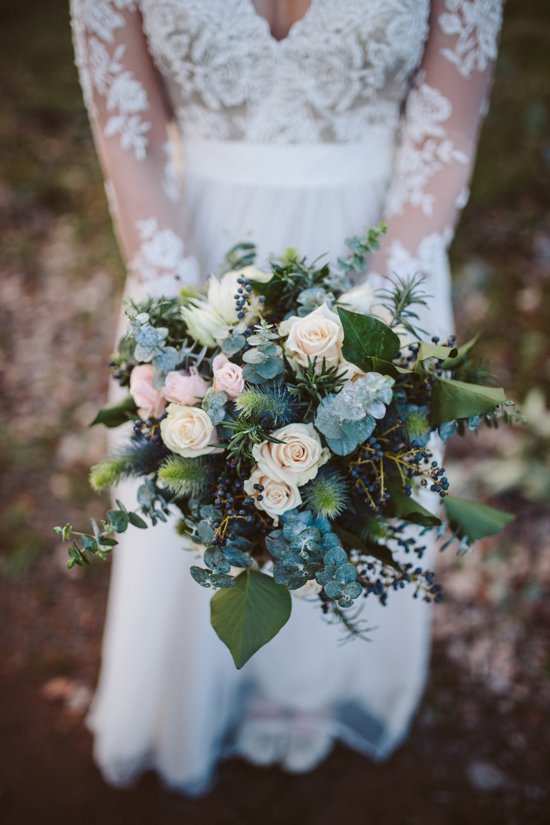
90,440,166,491
302,468,350,520
235,382,298,428
157,456,211,498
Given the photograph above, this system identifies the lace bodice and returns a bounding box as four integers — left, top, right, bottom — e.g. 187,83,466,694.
70,0,503,295
140,0,430,144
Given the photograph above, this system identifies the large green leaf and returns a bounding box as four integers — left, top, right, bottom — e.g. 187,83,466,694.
337,307,401,368
430,377,506,425
443,496,514,542
334,525,399,570
90,396,137,428
210,570,291,668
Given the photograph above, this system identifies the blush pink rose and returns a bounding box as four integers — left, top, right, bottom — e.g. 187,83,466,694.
129,364,166,421
162,368,209,406
212,353,245,399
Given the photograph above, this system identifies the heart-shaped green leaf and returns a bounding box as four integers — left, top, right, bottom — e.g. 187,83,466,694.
90,396,137,428
337,307,401,368
443,497,514,542
210,570,291,668
430,377,506,425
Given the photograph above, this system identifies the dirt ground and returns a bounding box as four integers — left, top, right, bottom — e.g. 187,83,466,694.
1,1,550,823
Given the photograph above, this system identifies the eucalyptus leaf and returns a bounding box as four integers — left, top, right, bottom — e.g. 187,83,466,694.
210,570,292,668
337,307,401,367
107,510,130,533
443,497,514,542
430,377,506,426
90,396,137,428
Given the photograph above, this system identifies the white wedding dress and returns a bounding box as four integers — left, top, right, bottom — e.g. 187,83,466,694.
70,0,502,795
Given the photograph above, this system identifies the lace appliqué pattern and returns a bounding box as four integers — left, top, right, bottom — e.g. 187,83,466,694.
72,0,151,159
140,0,430,144
387,80,468,217
438,0,503,78
129,218,198,297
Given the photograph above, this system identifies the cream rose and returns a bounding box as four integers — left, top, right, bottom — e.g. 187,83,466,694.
129,364,166,421
244,468,302,524
160,404,220,457
212,353,245,398
280,303,362,378
162,368,209,406
252,423,330,487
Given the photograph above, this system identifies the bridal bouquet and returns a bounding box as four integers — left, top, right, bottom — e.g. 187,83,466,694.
55,225,515,667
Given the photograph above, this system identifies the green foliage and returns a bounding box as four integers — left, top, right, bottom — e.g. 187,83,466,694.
210,570,292,668
302,468,350,519
443,497,514,544
315,373,394,455
90,396,137,428
158,455,211,498
222,241,257,272
337,307,401,368
336,223,387,276
385,484,442,528
241,322,284,383
430,377,507,425
374,273,431,338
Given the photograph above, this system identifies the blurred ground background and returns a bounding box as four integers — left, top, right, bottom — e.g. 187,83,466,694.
0,1,549,823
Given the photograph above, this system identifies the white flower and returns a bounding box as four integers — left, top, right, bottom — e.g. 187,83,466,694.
160,404,221,457
252,423,330,488
207,265,273,326
181,299,227,348
279,303,361,378
244,468,302,525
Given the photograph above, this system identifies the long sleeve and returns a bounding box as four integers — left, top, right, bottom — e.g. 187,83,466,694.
70,0,198,299
354,0,503,337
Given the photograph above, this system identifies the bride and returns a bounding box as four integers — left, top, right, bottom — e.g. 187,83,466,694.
70,0,503,795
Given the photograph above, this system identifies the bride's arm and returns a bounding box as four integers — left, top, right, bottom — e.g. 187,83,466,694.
70,1,195,297
356,0,503,335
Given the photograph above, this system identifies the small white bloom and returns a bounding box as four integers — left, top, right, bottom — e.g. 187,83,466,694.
244,468,302,524
252,423,330,488
207,265,273,326
181,299,227,348
160,404,221,457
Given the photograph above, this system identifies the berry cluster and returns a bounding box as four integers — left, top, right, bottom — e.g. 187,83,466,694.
233,275,266,321
133,418,162,443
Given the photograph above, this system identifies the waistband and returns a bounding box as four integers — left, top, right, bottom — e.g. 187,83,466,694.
181,133,395,187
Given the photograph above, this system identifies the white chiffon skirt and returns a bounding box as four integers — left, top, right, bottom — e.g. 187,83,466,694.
87,135,452,795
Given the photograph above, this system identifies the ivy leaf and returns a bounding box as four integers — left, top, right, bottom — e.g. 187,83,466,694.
337,307,401,367
210,570,292,668
443,497,514,542
441,334,479,369
416,341,458,362
430,377,506,426
333,525,400,570
90,396,137,428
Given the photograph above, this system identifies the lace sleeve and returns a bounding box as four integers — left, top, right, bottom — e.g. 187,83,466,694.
70,0,197,298
354,0,503,335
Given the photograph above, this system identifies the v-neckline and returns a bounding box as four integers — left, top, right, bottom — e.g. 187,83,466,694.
245,0,315,45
